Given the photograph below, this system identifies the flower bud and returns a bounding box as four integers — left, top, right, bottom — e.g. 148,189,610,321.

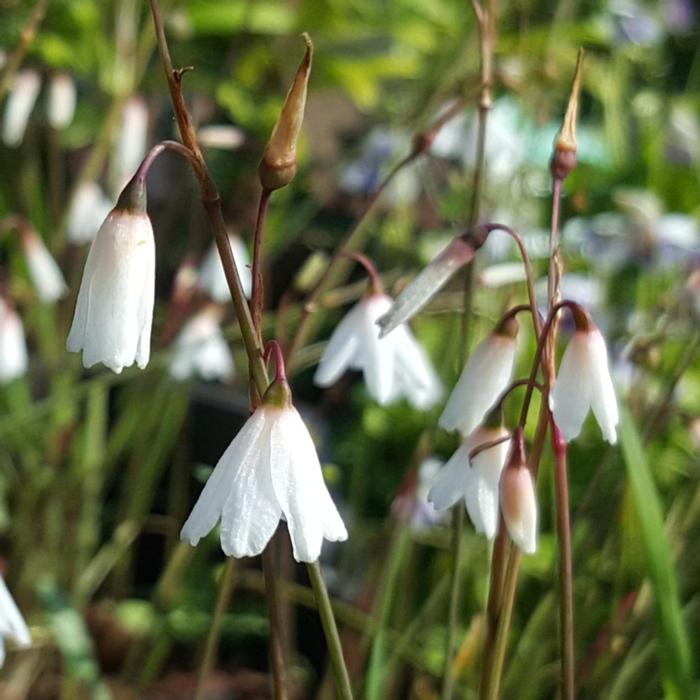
2,69,40,147
550,49,583,182
500,435,537,554
20,227,68,303
258,34,313,191
0,297,28,383
47,73,76,130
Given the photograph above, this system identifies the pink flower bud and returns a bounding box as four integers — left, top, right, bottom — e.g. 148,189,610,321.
500,451,537,554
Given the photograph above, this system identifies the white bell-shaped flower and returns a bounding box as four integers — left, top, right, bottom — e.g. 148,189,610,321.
67,182,113,245
0,299,28,384
2,69,40,147
181,373,347,563
428,424,510,539
47,73,76,130
314,293,443,410
0,576,31,666
199,233,252,301
439,319,519,436
66,181,155,374
549,325,619,444
170,306,234,381
21,229,68,302
500,441,538,554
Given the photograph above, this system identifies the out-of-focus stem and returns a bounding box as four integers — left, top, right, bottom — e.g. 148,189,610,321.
262,545,290,700
308,561,354,700
194,559,237,700
0,0,49,102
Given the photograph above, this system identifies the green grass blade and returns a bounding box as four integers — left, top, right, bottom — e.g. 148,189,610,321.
618,406,695,699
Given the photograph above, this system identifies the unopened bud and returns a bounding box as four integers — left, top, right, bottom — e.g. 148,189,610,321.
258,34,313,191
500,431,537,554
550,49,584,182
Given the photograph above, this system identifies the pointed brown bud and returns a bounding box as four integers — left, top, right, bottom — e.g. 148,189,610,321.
258,34,313,191
550,49,584,182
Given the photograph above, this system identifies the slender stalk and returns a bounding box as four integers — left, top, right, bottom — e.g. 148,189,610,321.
252,189,272,339
194,559,237,700
441,507,465,700
262,544,290,700
308,561,354,700
551,424,574,700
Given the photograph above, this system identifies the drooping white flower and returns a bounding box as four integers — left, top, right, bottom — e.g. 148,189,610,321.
392,457,445,530
0,576,31,666
549,326,619,444
170,306,234,382
66,183,155,374
21,229,68,302
47,73,76,130
2,69,41,147
439,321,519,437
428,425,510,539
314,293,443,410
198,233,252,301
500,453,538,555
181,382,347,562
115,95,148,186
0,299,28,383
67,182,114,245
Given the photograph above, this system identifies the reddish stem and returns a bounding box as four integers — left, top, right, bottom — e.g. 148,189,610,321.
251,189,272,339
264,340,287,384
342,251,384,295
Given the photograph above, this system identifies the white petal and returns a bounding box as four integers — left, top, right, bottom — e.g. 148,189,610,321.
67,183,113,245
588,330,619,444
550,332,594,442
269,408,346,562
439,334,517,436
427,443,471,511
0,577,30,648
360,296,397,405
24,234,68,302
313,303,362,387
199,234,251,302
180,409,268,546
170,310,233,381
469,429,510,539
47,73,76,130
2,70,40,147
391,324,443,409
0,301,28,383
219,422,282,558
116,96,148,183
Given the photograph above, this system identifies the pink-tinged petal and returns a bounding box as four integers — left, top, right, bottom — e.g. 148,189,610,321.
549,331,594,442
500,465,537,554
269,408,344,562
587,330,619,444
439,333,517,436
313,302,363,387
181,409,269,546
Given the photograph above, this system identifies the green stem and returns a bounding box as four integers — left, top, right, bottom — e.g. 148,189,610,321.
194,559,237,700
308,561,354,700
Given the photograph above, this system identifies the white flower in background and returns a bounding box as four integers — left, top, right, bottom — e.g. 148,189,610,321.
170,306,234,382
199,233,252,302
550,324,619,444
181,379,347,562
0,576,31,666
66,184,155,374
21,229,68,302
67,182,113,245
429,425,510,539
478,262,528,288
197,124,245,150
392,457,445,530
500,451,538,554
439,320,519,436
314,293,443,410
0,299,28,383
47,73,76,130
2,69,41,147
115,95,148,186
